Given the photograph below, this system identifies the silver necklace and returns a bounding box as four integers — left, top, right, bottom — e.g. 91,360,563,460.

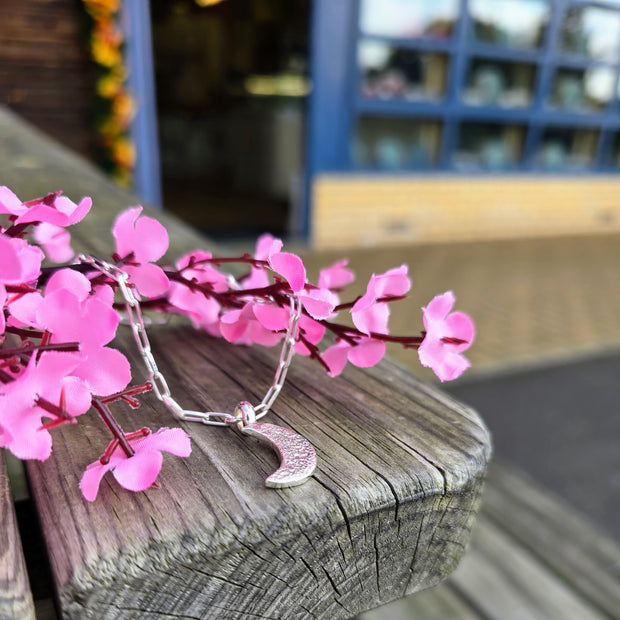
79,254,317,488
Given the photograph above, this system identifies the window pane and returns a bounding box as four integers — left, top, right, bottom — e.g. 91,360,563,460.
454,122,525,170
609,133,620,167
550,67,615,112
559,6,620,61
359,40,448,100
360,0,458,40
353,117,442,169
469,0,550,49
536,127,599,169
463,59,536,107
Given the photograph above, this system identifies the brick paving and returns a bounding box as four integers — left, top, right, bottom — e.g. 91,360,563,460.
300,233,620,383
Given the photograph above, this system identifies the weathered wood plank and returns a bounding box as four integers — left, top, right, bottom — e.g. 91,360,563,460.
480,462,620,617
26,328,490,619
0,453,35,620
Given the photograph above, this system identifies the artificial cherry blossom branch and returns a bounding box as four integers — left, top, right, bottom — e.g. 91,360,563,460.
0,185,474,501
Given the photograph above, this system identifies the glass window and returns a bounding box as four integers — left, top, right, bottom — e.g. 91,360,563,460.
559,6,620,61
463,59,536,107
550,66,615,112
536,127,600,169
358,40,448,101
360,0,458,40
608,132,620,167
353,117,442,169
454,122,525,170
469,0,550,49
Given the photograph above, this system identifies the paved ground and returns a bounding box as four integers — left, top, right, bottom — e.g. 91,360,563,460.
300,234,620,542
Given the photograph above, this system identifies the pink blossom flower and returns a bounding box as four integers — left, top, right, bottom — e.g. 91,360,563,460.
352,265,411,335
112,206,169,297
79,427,192,501
0,234,44,285
0,187,92,226
0,352,92,460
33,222,74,263
321,337,386,377
10,269,131,395
418,291,475,382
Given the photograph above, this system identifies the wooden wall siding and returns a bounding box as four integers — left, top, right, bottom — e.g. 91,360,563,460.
312,175,620,249
0,0,94,158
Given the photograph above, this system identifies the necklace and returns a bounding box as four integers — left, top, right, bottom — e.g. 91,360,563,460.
79,254,317,488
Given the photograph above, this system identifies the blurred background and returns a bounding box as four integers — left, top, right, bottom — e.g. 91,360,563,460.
2,0,620,617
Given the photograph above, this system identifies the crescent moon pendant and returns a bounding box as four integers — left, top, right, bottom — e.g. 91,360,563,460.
240,422,317,488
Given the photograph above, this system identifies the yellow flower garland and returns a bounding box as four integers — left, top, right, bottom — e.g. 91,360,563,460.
82,0,135,187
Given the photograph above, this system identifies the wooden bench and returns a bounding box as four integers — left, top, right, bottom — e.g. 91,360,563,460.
2,105,620,619
1,106,490,617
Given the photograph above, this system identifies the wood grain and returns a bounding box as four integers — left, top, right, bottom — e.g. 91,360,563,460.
362,462,620,619
27,328,490,619
0,454,35,620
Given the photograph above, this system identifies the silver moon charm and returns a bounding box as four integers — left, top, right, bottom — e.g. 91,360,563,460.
234,402,317,488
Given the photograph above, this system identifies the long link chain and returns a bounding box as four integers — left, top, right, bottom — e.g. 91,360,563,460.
78,254,301,426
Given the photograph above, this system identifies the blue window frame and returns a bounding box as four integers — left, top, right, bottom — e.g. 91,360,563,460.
307,0,620,183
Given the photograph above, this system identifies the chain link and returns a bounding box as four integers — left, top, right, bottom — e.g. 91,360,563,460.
78,254,301,426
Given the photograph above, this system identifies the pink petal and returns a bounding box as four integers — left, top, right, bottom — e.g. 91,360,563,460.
133,427,192,457
60,376,93,416
295,315,326,355
298,288,338,319
247,322,283,346
418,337,443,370
8,292,43,328
424,291,455,321
321,342,350,377
37,290,81,339
0,284,5,334
445,311,475,352
125,264,169,298
219,309,247,342
113,448,163,492
373,265,411,297
45,268,91,299
56,195,91,224
318,259,355,290
34,223,74,263
242,267,270,290
0,186,24,215
252,303,290,331
168,283,220,326
352,301,390,335
0,235,23,281
80,460,115,502
75,346,131,396
6,411,53,460
269,251,306,293
347,338,386,368
434,351,471,382
254,234,277,260
132,215,169,262
112,207,142,258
